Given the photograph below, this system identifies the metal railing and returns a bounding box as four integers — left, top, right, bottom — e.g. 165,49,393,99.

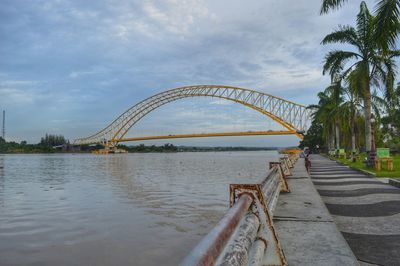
182,154,299,266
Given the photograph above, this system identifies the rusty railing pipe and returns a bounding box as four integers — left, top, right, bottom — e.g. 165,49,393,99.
181,193,254,266
217,213,260,265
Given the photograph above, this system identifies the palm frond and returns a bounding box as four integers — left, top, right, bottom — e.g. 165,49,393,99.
321,25,360,49
379,56,397,106
307,104,320,110
323,50,360,76
371,90,388,120
356,1,373,48
346,67,366,99
388,49,400,58
320,0,349,14
374,0,400,51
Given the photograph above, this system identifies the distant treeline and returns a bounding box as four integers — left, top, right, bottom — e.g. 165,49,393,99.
117,144,278,152
117,143,178,153
0,134,68,153
0,135,280,154
40,134,67,147
176,146,278,152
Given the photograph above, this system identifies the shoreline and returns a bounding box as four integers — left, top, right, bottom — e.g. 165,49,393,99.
0,149,280,155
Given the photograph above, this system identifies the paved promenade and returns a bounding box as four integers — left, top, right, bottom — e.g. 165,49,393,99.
274,158,358,265
310,154,400,265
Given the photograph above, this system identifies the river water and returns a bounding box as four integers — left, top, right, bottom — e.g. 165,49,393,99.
0,151,278,266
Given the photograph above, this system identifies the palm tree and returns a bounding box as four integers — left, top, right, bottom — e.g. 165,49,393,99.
320,0,400,52
309,83,344,151
308,91,335,150
324,79,345,149
343,81,361,153
321,2,398,153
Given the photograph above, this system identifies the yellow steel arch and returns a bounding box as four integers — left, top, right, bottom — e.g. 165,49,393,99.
73,85,312,147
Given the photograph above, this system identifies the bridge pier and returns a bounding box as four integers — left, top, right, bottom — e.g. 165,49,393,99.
92,144,127,154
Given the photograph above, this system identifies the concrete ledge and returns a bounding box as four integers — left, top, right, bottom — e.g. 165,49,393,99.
273,158,358,265
349,167,376,177
389,178,400,188
322,154,377,176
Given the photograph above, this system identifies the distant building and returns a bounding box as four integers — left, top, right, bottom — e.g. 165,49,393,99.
53,144,81,152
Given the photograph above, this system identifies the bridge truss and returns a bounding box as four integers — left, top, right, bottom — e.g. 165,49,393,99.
73,85,312,147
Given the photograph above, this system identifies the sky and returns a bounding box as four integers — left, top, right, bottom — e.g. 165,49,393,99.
0,0,376,146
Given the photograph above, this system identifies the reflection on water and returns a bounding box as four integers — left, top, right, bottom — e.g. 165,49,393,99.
0,151,278,266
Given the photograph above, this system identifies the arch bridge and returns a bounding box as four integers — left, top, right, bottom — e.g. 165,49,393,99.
73,85,312,148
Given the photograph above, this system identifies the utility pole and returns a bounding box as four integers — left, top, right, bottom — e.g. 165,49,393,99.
2,110,5,140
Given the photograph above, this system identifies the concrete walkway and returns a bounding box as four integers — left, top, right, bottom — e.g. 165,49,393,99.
310,154,400,266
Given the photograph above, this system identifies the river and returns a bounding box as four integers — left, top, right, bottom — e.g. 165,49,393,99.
0,151,278,266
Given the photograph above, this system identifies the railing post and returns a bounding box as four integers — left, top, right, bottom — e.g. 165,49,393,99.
279,157,292,176
284,155,293,168
230,182,287,266
269,162,290,193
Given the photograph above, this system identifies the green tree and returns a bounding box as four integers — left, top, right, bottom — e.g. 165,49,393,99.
309,91,335,150
299,120,325,151
381,83,400,149
325,79,345,149
321,0,400,51
342,72,363,153
309,80,346,151
321,1,399,153
40,134,67,147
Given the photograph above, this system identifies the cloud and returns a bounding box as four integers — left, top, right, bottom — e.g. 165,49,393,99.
141,0,210,35
0,87,36,104
106,0,213,40
209,99,233,106
0,0,377,144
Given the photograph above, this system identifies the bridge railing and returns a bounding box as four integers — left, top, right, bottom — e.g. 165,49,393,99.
181,154,299,266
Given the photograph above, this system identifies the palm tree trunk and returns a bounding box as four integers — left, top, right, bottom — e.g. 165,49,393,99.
364,84,372,152
350,110,356,161
330,124,335,150
335,120,340,149
351,125,356,152
351,106,356,152
326,135,330,151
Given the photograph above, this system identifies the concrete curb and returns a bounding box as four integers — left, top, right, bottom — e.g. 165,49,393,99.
323,154,400,181
346,166,376,177
389,178,400,188
321,154,377,176
273,158,358,265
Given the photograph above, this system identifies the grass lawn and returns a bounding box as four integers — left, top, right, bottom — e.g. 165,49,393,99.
334,153,400,178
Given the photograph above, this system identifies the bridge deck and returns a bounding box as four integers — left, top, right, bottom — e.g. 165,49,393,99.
119,130,296,142
309,154,400,265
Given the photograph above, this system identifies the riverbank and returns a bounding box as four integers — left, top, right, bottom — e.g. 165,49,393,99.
332,153,400,178
1,142,281,154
